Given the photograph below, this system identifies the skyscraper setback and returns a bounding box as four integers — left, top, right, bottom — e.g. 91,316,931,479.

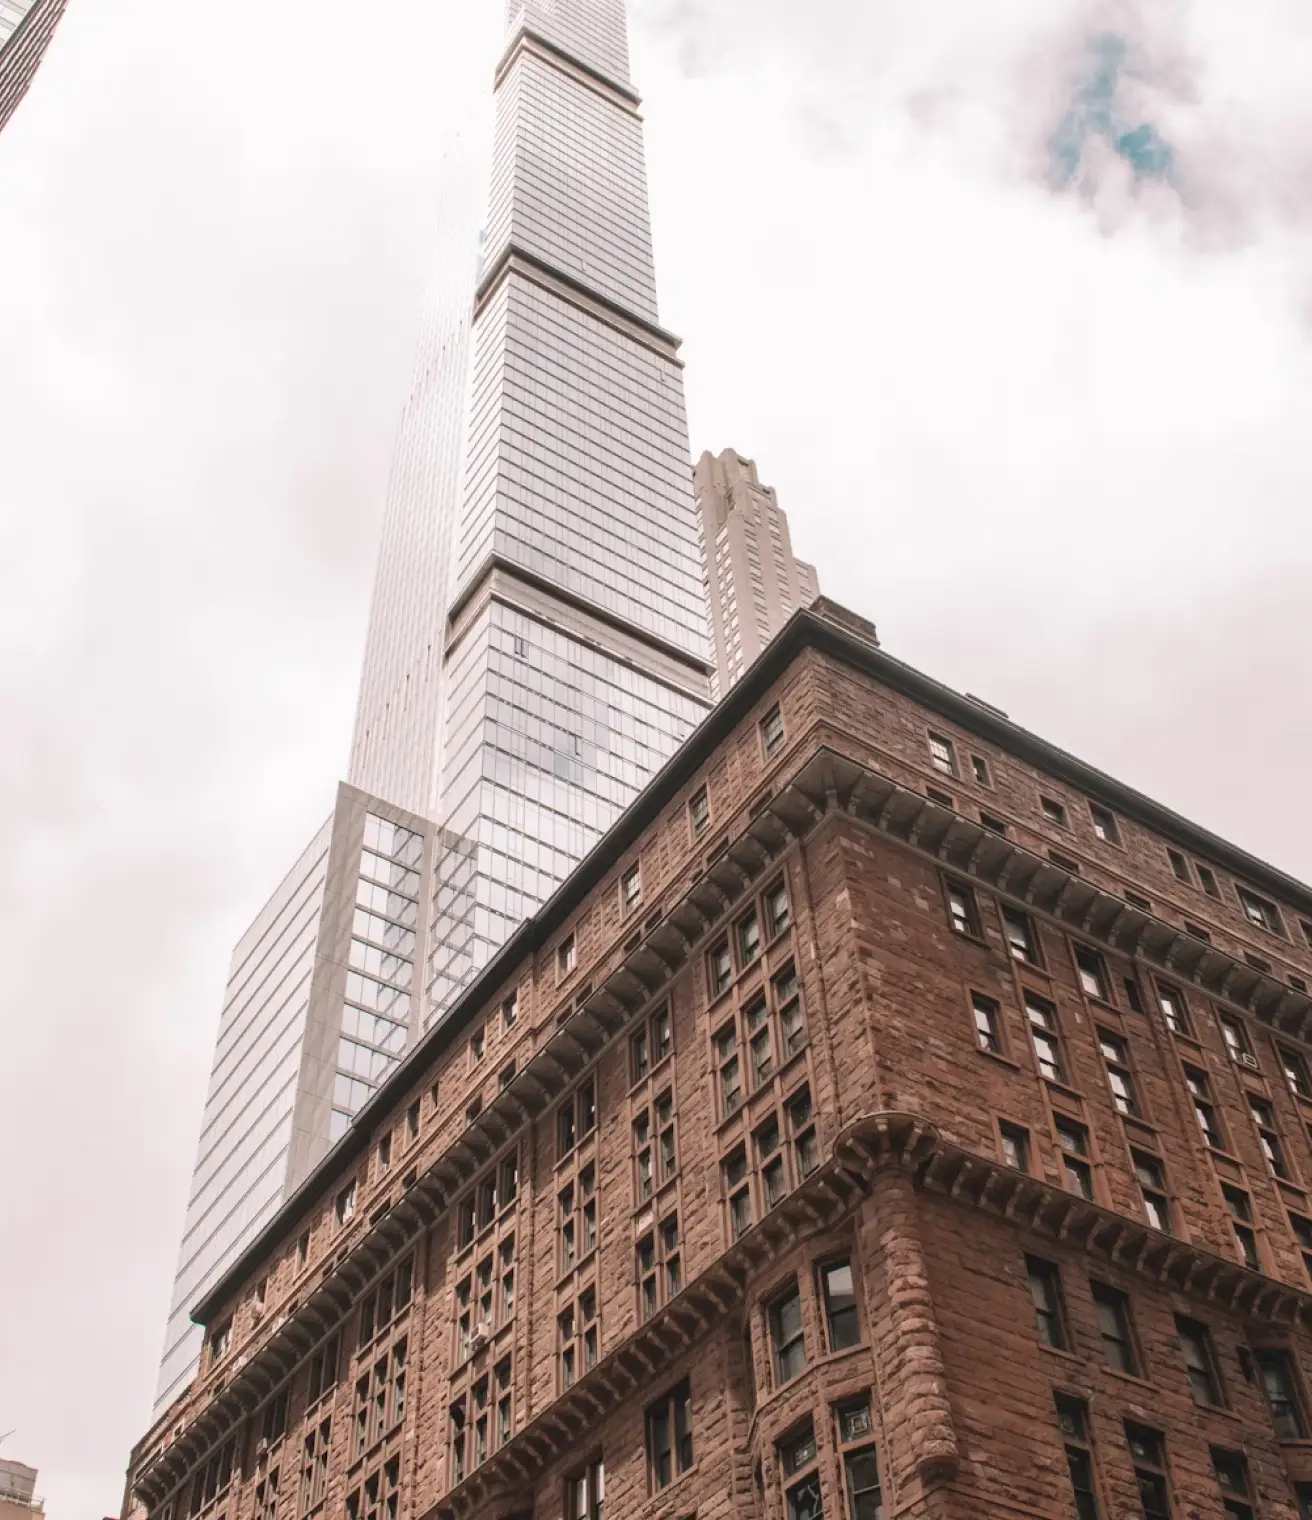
154,0,715,1414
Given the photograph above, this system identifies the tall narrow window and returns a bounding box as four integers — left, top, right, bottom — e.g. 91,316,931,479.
761,705,785,755
770,1284,807,1384
765,879,791,938
928,731,957,776
1098,1029,1139,1116
1075,946,1110,1002
1281,1046,1312,1100
1255,1347,1307,1439
1157,984,1191,1036
1026,1256,1067,1349
1184,1066,1224,1149
1223,1185,1260,1271
1131,1150,1171,1234
1124,1424,1171,1519
1211,1448,1254,1520
972,993,1003,1055
1091,1282,1138,1376
820,1260,861,1351
724,1147,751,1240
1198,865,1221,898
1003,906,1040,965
947,881,981,938
837,1399,883,1520
738,909,761,965
779,1425,821,1520
1219,1015,1252,1063
999,1121,1031,1172
1168,849,1191,883
620,863,642,917
715,1025,742,1116
1026,993,1065,1083
1055,1118,1094,1200
1290,1212,1312,1281
645,1381,693,1491
565,1458,605,1520
1175,1316,1223,1406
709,940,733,996
1249,1095,1290,1179
788,1085,820,1178
1055,1395,1100,1520
689,787,710,837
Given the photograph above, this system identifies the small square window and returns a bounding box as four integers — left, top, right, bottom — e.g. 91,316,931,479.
979,811,1007,836
761,705,785,755
925,786,954,809
1238,886,1284,937
1089,803,1120,844
1041,796,1067,827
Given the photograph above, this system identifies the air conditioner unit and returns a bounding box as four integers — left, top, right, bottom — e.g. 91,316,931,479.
1239,1053,1260,1069
473,1320,492,1342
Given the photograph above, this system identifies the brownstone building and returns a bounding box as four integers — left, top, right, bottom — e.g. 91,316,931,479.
126,600,1312,1520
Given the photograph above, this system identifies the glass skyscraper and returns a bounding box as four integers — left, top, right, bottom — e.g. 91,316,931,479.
153,0,713,1417
0,0,68,133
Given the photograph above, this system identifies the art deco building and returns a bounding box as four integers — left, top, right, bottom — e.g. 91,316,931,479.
127,598,1312,1520
153,0,714,1415
0,0,68,134
695,449,821,693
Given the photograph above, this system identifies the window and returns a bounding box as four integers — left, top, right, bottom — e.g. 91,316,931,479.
756,1117,786,1208
972,993,1003,1055
1193,864,1219,898
770,1284,807,1383
1211,1449,1253,1520
779,1424,821,1520
336,1180,357,1226
788,1085,820,1179
1168,849,1191,884
1003,906,1040,965
1131,1150,1171,1233
724,1147,751,1239
1170,1315,1223,1407
558,934,576,977
776,964,805,1057
502,991,517,1029
1088,803,1119,843
645,1381,692,1490
1222,1186,1260,1271
1026,1256,1067,1349
352,1337,407,1456
1097,1029,1139,1117
1055,1118,1094,1200
1055,1395,1100,1520
558,1163,597,1274
565,1458,604,1520
300,1419,332,1513
1249,1094,1290,1178
1074,945,1110,1002
999,1122,1030,1172
297,1231,309,1268
1303,920,1312,951
761,705,785,755
1123,976,1144,1013
1185,921,1211,943
715,1025,742,1117
837,1399,883,1520
621,863,642,916
630,1002,671,1084
709,939,733,996
377,1132,392,1173
1184,1066,1224,1149
557,1286,598,1389
1238,886,1284,936
1041,796,1068,826
971,754,991,785
1290,1212,1312,1281
1245,952,1273,974
1125,891,1152,912
925,783,954,809
1048,849,1080,873
1282,1046,1312,1099
1219,1015,1252,1063
1091,1282,1138,1375
820,1260,861,1350
738,909,762,965
1157,983,1191,1036
928,731,957,775
946,880,981,938
1025,993,1066,1083
1124,1424,1171,1519
557,1079,596,1159
1255,1347,1307,1439
469,1027,485,1066
689,787,710,837
980,811,1008,836
357,1257,414,1347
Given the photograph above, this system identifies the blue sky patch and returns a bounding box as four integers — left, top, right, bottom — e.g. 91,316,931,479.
1049,32,1176,189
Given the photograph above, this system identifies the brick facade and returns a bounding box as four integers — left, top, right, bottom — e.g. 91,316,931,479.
126,602,1312,1520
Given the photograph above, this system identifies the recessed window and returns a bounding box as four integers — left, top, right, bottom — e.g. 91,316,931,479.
1222,1185,1259,1270
761,705,785,755
1132,1149,1171,1233
1290,1212,1312,1281
1123,976,1144,1013
1197,865,1221,898
1249,1095,1290,1179
1211,1448,1253,1520
621,864,642,917
565,1458,605,1520
1184,1066,1224,1150
1157,983,1191,1036
769,1283,807,1383
1238,886,1284,936
1176,1316,1223,1407
1219,1014,1252,1063
928,731,957,776
1025,993,1065,1084
1088,803,1120,844
689,787,710,837
1301,920,1312,951
709,939,732,996
972,993,1003,1056
1124,1424,1171,1519
979,810,1007,836
1097,1029,1139,1117
336,1179,357,1226
1025,1255,1067,1349
1091,1282,1138,1375
1048,849,1080,874
1185,921,1211,943
1292,975,1309,993
557,1079,595,1160
1168,849,1191,884
738,909,761,965
210,1318,232,1364
1002,906,1040,965
971,754,991,786
1055,1395,1099,1520
1245,951,1273,974
377,1132,392,1172
926,786,954,810
819,1260,861,1350
470,1027,485,1065
1281,1046,1312,1101
779,1424,820,1520
946,880,981,938
645,1381,692,1491
1255,1347,1307,1439
715,1025,742,1117
723,1147,750,1239
502,992,517,1029
1054,1117,1094,1200
558,934,576,977
1074,944,1110,1002
1041,796,1067,827
999,1121,1030,1173
837,1404,883,1520
765,879,791,938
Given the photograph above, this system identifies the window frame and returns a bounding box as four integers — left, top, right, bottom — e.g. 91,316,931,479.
818,1258,862,1352
1026,1254,1069,1351
927,730,958,777
644,1379,693,1492
945,878,982,939
1090,1281,1140,1377
1175,1315,1224,1408
761,704,785,756
769,1281,808,1385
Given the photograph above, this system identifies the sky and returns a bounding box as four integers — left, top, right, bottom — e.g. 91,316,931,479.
0,0,1310,1512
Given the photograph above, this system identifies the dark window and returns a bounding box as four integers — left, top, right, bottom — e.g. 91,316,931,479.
843,1446,883,1520
565,1458,605,1520
999,1122,1030,1173
972,993,1003,1055
557,934,576,976
1175,1316,1222,1406
765,880,791,938
1098,1028,1139,1117
1026,1256,1067,1349
1089,803,1120,844
788,1085,820,1179
1238,886,1284,937
1125,890,1152,912
770,1284,807,1383
1245,952,1273,974
1131,1150,1171,1234
1123,976,1144,1013
1055,1118,1094,1200
724,1147,751,1239
689,787,710,836
761,705,785,755
946,881,981,938
980,810,1007,836
1157,984,1191,1036
1025,993,1065,1083
1124,1424,1171,1519
1003,906,1040,965
820,1260,860,1351
779,1424,821,1520
1296,1481,1312,1518
1302,920,1312,951
645,1381,692,1490
1041,796,1068,826
1168,849,1191,883
1055,1395,1100,1520
926,786,954,809
1091,1282,1138,1376
1198,865,1221,898
502,992,517,1029
1075,945,1110,1002
971,754,991,785
1290,1212,1312,1281
1211,1448,1253,1520
1185,921,1211,943
1255,1347,1307,1439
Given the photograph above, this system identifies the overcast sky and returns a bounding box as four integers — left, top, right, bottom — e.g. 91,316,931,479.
1,0,1310,1512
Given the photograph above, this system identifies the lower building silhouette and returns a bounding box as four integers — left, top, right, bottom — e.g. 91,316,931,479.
126,598,1312,1520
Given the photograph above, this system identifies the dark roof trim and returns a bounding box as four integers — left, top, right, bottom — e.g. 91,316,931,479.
194,599,1312,1323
